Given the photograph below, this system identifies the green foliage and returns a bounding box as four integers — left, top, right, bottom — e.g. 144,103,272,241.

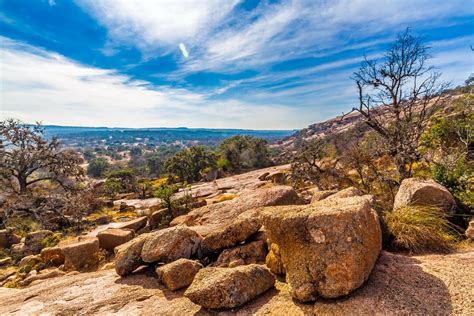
129,147,143,159
383,205,459,254
146,154,164,176
218,135,272,173
87,158,110,178
165,146,217,183
421,102,474,211
104,169,137,196
40,232,62,248
154,183,181,212
153,183,197,218
5,217,42,237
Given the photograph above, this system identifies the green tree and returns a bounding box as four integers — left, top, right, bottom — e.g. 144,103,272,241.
218,135,271,173
104,169,138,196
130,147,143,159
87,158,110,178
146,154,164,176
165,146,217,183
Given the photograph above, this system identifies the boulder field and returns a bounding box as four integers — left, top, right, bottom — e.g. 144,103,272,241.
1,174,471,314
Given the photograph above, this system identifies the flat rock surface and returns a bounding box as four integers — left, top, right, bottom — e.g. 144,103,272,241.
1,249,473,315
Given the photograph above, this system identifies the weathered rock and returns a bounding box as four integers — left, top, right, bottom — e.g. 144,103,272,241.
258,172,270,181
466,221,474,240
148,208,170,230
92,214,113,225
266,243,285,275
19,269,65,286
310,189,338,203
155,259,203,291
40,247,65,266
117,216,148,232
324,187,363,201
137,225,151,235
200,217,261,254
268,171,286,184
19,255,42,268
215,240,267,267
141,226,202,263
185,264,275,309
97,228,135,251
119,202,136,212
0,228,20,249
61,238,100,271
394,178,456,212
263,195,382,301
24,230,54,255
171,186,302,236
114,233,149,276
0,257,12,266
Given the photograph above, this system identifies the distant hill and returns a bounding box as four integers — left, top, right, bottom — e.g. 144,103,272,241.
42,125,295,147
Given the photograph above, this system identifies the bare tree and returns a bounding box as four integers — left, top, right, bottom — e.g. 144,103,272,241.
0,119,84,194
352,29,449,180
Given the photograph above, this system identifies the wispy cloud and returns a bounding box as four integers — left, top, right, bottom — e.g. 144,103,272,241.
0,37,307,129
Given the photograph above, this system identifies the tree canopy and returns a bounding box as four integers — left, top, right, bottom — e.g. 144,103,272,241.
0,119,84,194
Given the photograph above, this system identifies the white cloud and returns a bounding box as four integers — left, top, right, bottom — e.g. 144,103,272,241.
179,43,189,58
48,0,56,6
0,37,307,129
76,0,240,53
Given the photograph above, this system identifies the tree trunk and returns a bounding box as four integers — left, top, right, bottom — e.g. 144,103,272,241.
18,176,27,194
395,156,411,182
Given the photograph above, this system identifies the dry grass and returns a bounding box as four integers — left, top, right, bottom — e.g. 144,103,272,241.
384,205,459,254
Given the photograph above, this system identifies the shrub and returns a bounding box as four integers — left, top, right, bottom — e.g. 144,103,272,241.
87,158,110,178
383,205,459,254
40,232,62,248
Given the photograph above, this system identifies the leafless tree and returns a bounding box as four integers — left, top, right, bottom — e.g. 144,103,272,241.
0,119,84,194
352,29,449,180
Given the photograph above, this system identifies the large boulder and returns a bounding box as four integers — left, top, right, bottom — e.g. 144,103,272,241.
171,186,302,236
156,259,203,291
114,234,149,277
61,238,100,271
184,264,275,309
40,246,65,266
215,240,267,267
117,216,148,232
466,221,474,240
263,195,382,302
393,178,456,212
200,217,261,254
97,228,135,251
141,226,202,263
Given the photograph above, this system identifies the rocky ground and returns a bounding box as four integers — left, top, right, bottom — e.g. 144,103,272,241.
0,249,472,315
1,166,473,315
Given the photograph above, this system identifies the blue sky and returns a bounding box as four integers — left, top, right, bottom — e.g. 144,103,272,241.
0,0,473,129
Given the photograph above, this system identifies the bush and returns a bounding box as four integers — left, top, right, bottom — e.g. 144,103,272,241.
40,232,62,248
218,135,272,173
87,158,110,178
103,169,137,196
383,205,459,254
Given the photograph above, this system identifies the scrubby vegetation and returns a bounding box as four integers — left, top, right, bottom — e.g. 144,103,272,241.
384,206,459,253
